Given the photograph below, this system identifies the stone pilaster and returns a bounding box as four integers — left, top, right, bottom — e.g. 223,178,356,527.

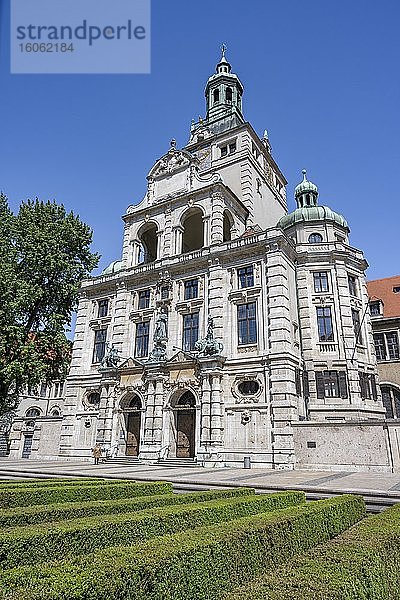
95,371,119,448
210,189,224,245
140,365,166,462
197,356,226,466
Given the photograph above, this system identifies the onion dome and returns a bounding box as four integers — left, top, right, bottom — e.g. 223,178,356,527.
278,169,349,231
101,260,123,275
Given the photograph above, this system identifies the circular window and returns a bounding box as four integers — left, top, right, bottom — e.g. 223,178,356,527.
86,392,100,406
238,380,260,396
308,233,323,243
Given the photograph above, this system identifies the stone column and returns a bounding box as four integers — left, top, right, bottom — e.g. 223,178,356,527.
210,189,224,245
173,226,184,255
95,371,119,449
197,356,226,466
140,366,166,463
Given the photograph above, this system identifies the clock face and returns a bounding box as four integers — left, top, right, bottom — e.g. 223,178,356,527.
196,147,211,164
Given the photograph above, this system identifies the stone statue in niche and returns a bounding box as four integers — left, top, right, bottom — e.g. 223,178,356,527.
148,309,168,362
195,317,224,356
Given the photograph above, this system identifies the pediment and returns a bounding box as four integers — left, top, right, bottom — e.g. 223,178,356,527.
148,147,198,180
118,357,144,370
167,350,197,364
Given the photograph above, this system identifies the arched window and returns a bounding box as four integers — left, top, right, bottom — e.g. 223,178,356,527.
226,87,233,102
138,223,158,264
381,385,400,419
213,89,220,104
182,209,204,253
308,233,323,244
223,210,234,242
25,407,41,418
177,391,196,408
50,408,61,417
121,394,142,411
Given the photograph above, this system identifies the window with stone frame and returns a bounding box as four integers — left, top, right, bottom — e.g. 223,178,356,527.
184,279,198,300
348,274,358,297
182,312,199,352
237,302,257,345
381,385,400,419
161,286,169,300
369,301,382,316
238,265,254,289
138,289,150,309
98,299,109,318
316,370,348,399
373,331,400,361
313,271,329,293
92,328,107,363
135,321,150,358
359,372,378,400
308,233,323,243
351,308,363,345
316,306,334,342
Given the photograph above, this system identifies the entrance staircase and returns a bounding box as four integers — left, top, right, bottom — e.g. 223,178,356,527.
157,457,200,468
104,456,140,466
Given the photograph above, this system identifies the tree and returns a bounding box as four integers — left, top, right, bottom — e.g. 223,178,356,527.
0,194,99,414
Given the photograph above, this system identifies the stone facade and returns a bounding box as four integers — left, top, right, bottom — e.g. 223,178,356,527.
9,51,392,471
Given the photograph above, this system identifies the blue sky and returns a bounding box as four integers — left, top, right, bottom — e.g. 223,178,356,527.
0,0,399,281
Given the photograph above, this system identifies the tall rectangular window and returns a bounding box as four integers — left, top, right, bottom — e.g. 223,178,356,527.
373,333,387,360
161,286,169,300
348,275,358,297
138,289,150,309
183,313,199,351
238,302,257,345
98,299,109,318
351,309,363,345
135,322,150,358
369,301,381,316
313,272,329,293
316,371,348,399
387,332,400,359
373,331,400,361
316,307,334,342
238,266,254,289
93,328,107,363
184,279,198,300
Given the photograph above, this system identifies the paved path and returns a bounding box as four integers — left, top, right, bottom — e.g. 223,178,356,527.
1,458,400,499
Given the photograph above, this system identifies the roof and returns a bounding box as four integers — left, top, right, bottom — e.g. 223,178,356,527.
278,205,349,230
367,276,400,318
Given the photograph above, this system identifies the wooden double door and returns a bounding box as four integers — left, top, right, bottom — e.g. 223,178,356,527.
176,409,195,458
125,412,141,457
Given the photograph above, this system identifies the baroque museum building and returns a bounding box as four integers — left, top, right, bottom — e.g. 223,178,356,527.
10,52,400,472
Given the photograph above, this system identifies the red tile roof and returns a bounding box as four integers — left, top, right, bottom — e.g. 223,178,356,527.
367,276,400,318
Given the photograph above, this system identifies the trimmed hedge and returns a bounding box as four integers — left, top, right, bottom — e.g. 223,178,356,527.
223,501,400,600
0,480,172,508
0,495,365,599
0,487,255,528
0,490,305,568
0,478,107,489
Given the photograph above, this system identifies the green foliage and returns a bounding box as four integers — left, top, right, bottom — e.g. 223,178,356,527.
0,486,255,528
0,193,99,414
0,495,364,599
0,480,172,509
0,477,105,489
223,501,400,600
0,491,305,568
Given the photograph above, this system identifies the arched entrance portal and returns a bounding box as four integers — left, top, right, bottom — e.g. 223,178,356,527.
121,395,142,457
174,391,196,458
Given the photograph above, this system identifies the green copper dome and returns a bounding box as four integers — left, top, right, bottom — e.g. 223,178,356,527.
101,260,123,275
278,205,349,230
278,169,349,231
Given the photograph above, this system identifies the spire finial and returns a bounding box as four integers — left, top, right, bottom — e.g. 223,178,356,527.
221,43,227,59
170,138,176,149
302,169,307,180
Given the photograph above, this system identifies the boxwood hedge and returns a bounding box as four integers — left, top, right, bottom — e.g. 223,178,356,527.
0,490,305,568
0,495,364,599
0,480,172,508
223,501,400,599
0,478,106,489
0,487,254,528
